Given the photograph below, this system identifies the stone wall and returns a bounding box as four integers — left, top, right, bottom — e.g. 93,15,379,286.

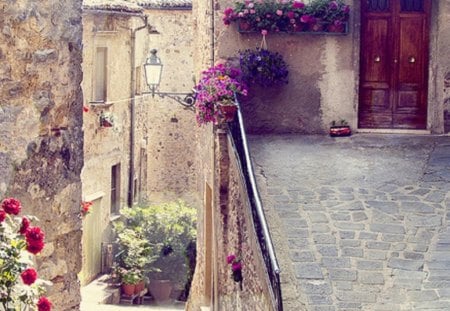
142,8,200,203
0,0,83,309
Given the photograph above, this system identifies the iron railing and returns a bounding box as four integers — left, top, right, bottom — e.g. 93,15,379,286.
228,97,283,311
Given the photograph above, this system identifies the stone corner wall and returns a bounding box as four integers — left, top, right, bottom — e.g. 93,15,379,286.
1,1,83,309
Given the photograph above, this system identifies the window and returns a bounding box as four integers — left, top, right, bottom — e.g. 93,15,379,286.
111,164,120,214
400,0,424,12
94,47,107,102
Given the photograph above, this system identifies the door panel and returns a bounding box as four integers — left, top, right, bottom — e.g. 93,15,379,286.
359,0,430,129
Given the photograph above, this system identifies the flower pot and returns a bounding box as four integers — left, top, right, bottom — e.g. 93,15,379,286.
327,23,345,33
121,283,135,296
330,126,352,137
149,279,173,303
134,280,145,294
218,104,238,122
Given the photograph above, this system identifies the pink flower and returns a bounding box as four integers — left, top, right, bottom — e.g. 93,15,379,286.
247,2,254,8
261,29,268,36
226,254,236,264
232,262,242,272
224,7,234,16
287,11,295,19
293,1,305,9
250,9,256,14
276,9,283,16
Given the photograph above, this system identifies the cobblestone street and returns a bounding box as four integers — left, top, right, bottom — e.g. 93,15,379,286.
249,134,450,311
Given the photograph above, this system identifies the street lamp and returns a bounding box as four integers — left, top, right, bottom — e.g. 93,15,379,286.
143,49,196,108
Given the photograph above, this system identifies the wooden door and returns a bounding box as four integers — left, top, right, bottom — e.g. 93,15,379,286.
359,0,431,129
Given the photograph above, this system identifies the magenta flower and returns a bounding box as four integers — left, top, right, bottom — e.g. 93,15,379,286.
232,262,243,272
293,1,305,9
287,11,295,19
227,254,236,264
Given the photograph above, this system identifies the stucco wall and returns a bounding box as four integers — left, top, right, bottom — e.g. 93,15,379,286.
81,13,139,284
216,0,356,134
0,0,83,309
142,8,200,202
214,0,450,134
431,1,450,133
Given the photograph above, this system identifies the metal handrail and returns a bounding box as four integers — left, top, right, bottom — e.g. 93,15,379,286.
228,96,283,311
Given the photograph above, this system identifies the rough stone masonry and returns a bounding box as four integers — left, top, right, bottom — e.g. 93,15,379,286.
0,0,83,309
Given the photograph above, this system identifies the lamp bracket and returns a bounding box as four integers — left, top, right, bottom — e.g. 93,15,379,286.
142,89,196,110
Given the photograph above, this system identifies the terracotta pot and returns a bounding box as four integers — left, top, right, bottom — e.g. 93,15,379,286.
330,126,352,137
218,104,238,122
122,283,135,296
149,279,173,302
134,280,145,294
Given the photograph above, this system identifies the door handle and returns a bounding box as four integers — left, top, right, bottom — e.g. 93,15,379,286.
374,56,381,63
409,56,416,63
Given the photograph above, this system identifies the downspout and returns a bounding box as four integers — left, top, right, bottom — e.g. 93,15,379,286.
210,0,215,66
128,15,148,207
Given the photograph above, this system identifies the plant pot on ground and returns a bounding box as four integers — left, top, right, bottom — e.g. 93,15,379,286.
114,201,197,303
330,119,351,137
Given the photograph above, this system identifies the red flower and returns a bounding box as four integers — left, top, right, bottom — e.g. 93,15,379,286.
81,201,93,216
0,209,5,222
1,198,21,215
37,297,52,311
83,105,89,113
19,217,30,234
21,268,38,285
25,227,45,254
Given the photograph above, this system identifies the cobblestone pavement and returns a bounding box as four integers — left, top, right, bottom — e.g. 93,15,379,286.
249,134,450,311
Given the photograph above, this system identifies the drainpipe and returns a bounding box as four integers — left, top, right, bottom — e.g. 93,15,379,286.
210,0,215,66
128,15,148,207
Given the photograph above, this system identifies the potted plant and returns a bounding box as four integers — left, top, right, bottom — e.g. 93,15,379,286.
330,119,351,137
239,48,289,87
115,201,197,303
194,63,247,125
112,227,156,296
222,0,349,34
99,112,114,127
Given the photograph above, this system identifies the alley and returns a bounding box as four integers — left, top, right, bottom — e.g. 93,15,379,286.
249,134,450,311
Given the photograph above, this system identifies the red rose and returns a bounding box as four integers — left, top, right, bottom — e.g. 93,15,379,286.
19,217,30,234
25,227,45,254
0,209,5,222
27,241,45,254
1,198,21,215
37,296,52,311
21,268,38,285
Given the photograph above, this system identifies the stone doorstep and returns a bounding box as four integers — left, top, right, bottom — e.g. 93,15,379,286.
81,275,121,305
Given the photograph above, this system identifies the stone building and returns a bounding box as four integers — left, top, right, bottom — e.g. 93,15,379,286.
80,0,198,286
0,0,84,309
208,0,450,135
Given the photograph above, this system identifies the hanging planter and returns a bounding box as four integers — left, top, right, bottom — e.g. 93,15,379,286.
99,112,114,128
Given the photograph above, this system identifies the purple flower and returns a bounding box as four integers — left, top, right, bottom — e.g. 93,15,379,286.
329,1,338,10
232,262,242,272
226,254,236,264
